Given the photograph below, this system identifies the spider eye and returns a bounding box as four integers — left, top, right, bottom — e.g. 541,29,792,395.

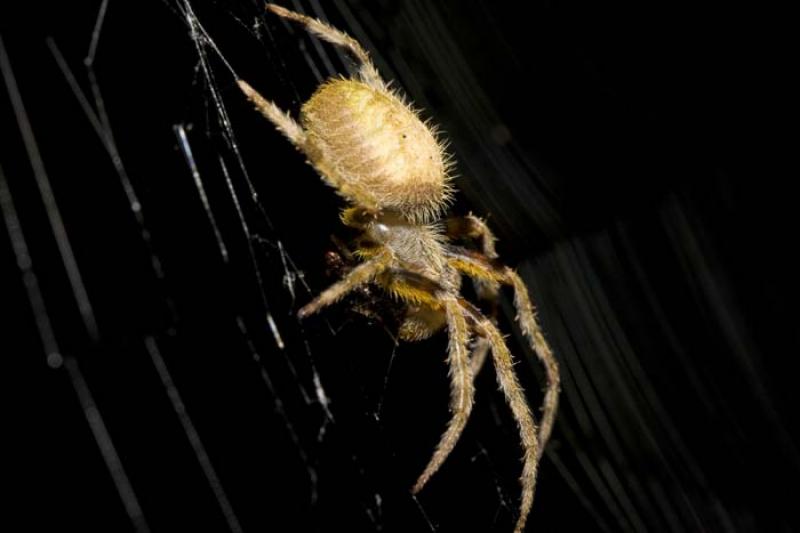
371,223,391,243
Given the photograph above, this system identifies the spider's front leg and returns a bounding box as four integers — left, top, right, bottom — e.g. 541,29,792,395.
365,268,476,492
445,214,500,376
445,245,561,458
298,249,392,319
406,275,542,533
411,296,474,493
458,298,540,533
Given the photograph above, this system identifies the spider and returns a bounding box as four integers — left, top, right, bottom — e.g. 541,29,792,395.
237,5,560,532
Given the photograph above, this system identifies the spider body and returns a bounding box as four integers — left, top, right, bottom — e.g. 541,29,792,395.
301,79,452,223
350,211,459,340
238,5,560,532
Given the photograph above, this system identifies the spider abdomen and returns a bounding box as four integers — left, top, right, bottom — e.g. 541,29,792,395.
300,79,451,222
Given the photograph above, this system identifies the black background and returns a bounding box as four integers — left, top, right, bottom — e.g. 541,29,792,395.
2,1,796,532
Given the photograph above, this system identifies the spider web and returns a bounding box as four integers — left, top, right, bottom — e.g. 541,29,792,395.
2,1,799,532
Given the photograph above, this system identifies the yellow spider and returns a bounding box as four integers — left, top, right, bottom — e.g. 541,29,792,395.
237,5,560,531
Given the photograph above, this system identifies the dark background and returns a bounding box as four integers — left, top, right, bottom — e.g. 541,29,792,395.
2,1,796,532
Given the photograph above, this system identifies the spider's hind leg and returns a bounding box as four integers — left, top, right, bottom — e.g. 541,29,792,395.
237,81,306,146
265,4,386,90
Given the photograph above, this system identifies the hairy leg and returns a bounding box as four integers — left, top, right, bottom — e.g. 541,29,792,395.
379,267,537,530
365,269,475,491
445,213,498,259
411,297,474,493
237,81,306,145
446,247,561,456
445,215,500,376
265,4,385,90
298,249,391,319
459,299,539,533
238,3,390,146
505,269,560,454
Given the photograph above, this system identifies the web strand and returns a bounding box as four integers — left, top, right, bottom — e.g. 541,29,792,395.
0,158,149,533
144,336,244,533
1,36,99,342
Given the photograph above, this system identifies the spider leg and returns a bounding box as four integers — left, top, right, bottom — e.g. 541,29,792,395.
265,4,386,90
363,269,475,490
411,297,474,494
459,298,539,533
445,247,561,457
445,213,498,259
298,249,392,319
237,80,306,146
444,215,500,377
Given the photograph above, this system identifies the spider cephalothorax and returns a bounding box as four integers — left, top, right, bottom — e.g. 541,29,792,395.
238,5,560,532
